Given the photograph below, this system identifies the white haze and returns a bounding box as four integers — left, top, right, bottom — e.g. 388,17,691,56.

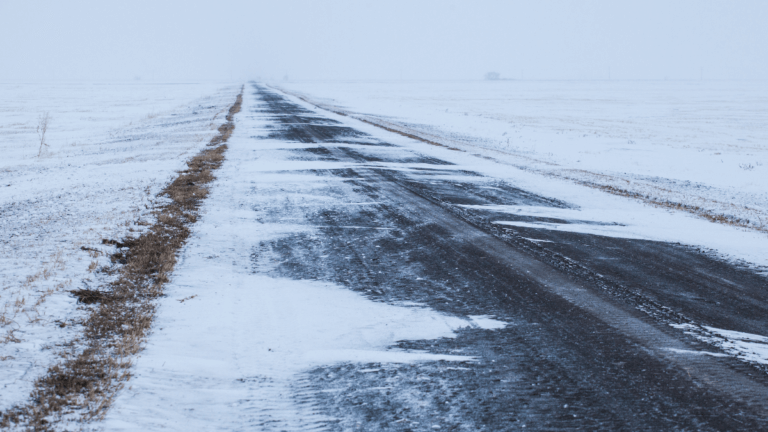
1,0,767,81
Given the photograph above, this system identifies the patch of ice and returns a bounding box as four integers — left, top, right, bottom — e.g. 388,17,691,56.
703,326,768,365
521,237,553,243
398,301,426,306
664,348,729,357
468,315,508,330
460,204,583,219
493,220,645,240
670,323,768,365
704,326,768,343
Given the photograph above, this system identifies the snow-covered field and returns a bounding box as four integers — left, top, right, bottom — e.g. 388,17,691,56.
0,82,240,414
277,80,768,236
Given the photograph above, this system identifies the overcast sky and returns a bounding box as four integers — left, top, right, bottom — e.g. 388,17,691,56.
1,0,766,82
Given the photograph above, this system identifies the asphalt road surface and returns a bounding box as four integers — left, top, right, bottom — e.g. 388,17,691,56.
248,83,768,431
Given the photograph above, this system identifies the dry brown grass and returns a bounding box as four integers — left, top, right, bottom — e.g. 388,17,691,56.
0,88,243,430
1,250,70,348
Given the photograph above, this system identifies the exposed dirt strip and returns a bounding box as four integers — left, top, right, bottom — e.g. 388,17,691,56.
0,88,243,430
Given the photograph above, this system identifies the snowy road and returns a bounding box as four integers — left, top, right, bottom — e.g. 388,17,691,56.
106,84,768,431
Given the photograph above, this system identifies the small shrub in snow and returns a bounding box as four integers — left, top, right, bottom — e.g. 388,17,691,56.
36,112,50,157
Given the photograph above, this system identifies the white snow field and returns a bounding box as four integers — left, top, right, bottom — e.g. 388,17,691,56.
0,82,240,414
277,80,768,237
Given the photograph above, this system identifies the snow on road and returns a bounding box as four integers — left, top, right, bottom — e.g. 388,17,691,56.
0,82,239,414
267,87,768,366
104,87,490,430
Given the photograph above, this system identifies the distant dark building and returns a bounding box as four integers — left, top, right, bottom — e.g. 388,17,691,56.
485,72,500,80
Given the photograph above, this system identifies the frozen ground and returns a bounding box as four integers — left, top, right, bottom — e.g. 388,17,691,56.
0,82,240,414
277,80,768,234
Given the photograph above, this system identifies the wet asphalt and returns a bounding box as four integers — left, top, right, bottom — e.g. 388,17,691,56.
248,84,768,431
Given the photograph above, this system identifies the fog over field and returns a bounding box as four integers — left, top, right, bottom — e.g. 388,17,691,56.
1,0,767,81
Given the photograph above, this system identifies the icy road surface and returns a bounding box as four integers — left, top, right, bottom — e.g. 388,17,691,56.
106,84,768,431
